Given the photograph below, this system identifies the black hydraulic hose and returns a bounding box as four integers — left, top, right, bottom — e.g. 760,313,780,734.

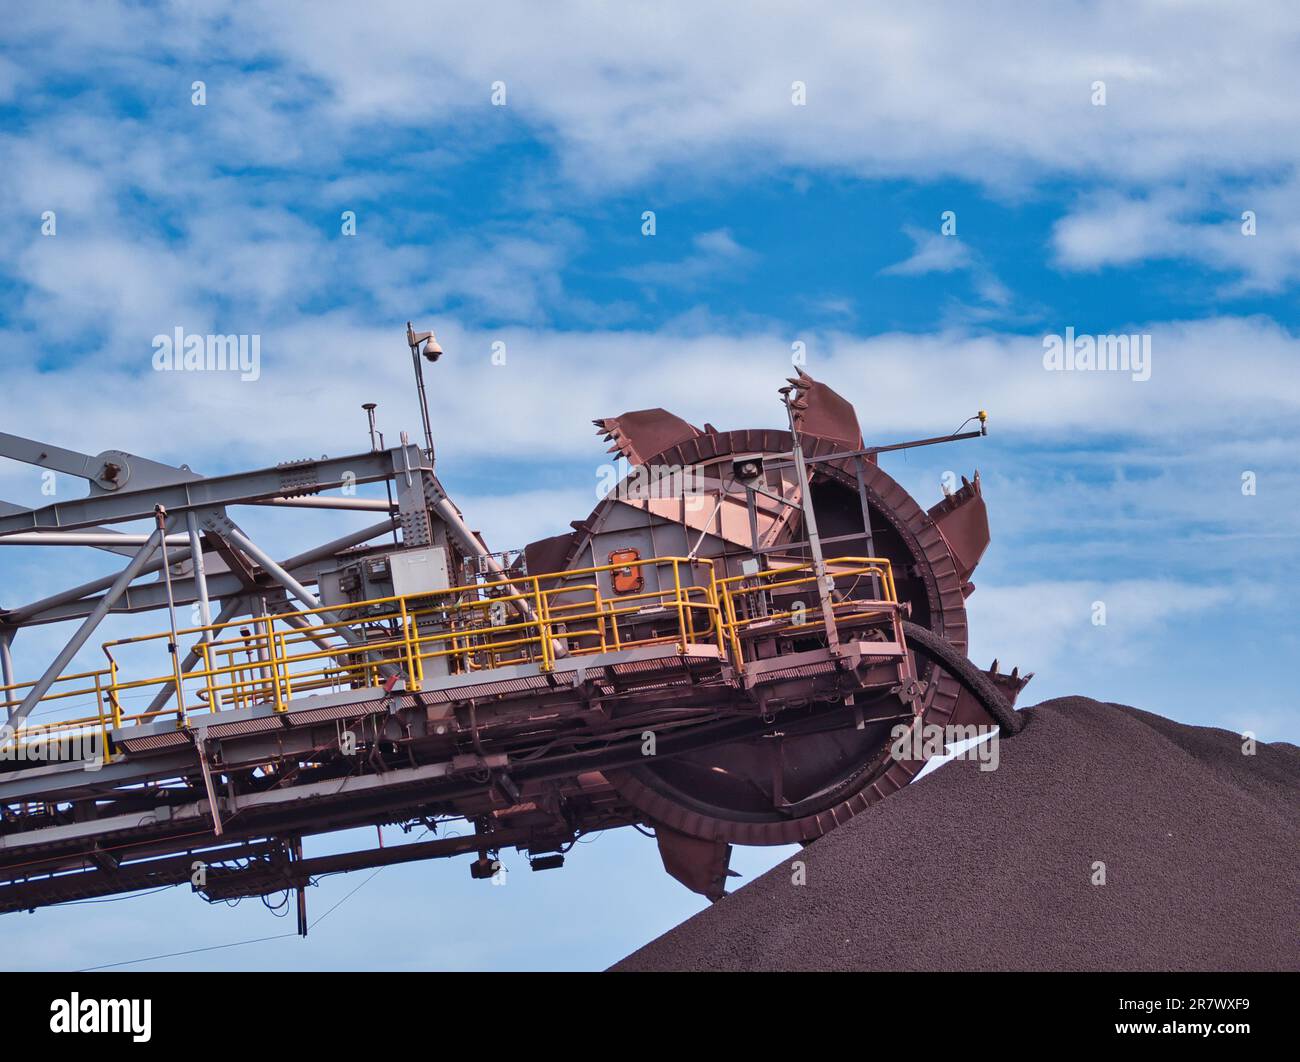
900,620,1023,735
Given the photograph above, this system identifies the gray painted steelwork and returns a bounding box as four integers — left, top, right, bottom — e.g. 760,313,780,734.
0,445,421,535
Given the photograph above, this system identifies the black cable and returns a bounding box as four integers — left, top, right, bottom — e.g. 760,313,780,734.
52,884,179,907
76,827,435,971
79,931,299,971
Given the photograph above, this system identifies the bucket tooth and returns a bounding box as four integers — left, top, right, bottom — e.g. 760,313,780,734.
927,471,990,584
591,409,702,466
984,662,1033,706
782,371,862,449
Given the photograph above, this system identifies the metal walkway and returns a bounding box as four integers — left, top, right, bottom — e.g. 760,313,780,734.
0,555,905,913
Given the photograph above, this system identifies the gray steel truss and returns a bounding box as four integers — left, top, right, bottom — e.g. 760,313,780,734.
0,444,423,535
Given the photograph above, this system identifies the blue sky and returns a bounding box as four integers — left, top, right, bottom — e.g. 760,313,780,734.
1,2,1298,970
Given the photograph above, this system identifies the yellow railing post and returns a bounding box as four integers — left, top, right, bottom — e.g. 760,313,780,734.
592,586,608,653
709,569,728,658
200,641,218,711
108,658,123,730
93,671,112,765
277,630,295,703
263,616,286,713
412,608,426,684
532,576,552,671
724,587,744,671
399,597,420,691
686,571,697,642
672,559,687,651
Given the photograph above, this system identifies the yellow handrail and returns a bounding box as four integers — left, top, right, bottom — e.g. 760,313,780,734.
0,553,896,747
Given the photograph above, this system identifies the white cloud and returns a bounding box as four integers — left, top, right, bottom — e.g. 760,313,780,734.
10,2,1300,193
880,224,1011,313
881,226,972,276
192,1,1300,192
6,1,1300,314
1052,179,1300,292
620,229,757,289
1,314,1297,477
966,578,1243,673
454,487,598,551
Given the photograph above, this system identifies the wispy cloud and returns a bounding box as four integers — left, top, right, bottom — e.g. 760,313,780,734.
1052,179,1300,293
620,229,757,289
1,313,1297,475
881,226,973,276
105,1,1300,191
880,223,1011,310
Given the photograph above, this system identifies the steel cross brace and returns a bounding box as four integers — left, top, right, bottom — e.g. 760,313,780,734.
0,444,423,536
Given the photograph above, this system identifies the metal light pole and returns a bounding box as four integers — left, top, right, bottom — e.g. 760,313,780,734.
780,383,842,657
405,322,443,463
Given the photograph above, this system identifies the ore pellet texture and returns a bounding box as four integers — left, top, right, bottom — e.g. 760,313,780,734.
612,698,1300,972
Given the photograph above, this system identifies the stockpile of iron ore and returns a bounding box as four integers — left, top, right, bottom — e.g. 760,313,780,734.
614,697,1299,971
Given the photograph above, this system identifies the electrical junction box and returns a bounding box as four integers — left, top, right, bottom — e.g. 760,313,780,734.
319,547,451,613
390,546,451,598
318,546,455,680
390,546,453,680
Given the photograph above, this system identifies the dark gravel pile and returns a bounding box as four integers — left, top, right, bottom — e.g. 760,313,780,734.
614,697,1299,971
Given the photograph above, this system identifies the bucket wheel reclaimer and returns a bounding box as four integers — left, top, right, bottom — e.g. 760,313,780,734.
541,372,1032,898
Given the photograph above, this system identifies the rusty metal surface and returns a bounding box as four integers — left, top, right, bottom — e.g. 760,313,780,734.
785,368,863,450
653,823,733,901
927,472,990,586
593,408,702,465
